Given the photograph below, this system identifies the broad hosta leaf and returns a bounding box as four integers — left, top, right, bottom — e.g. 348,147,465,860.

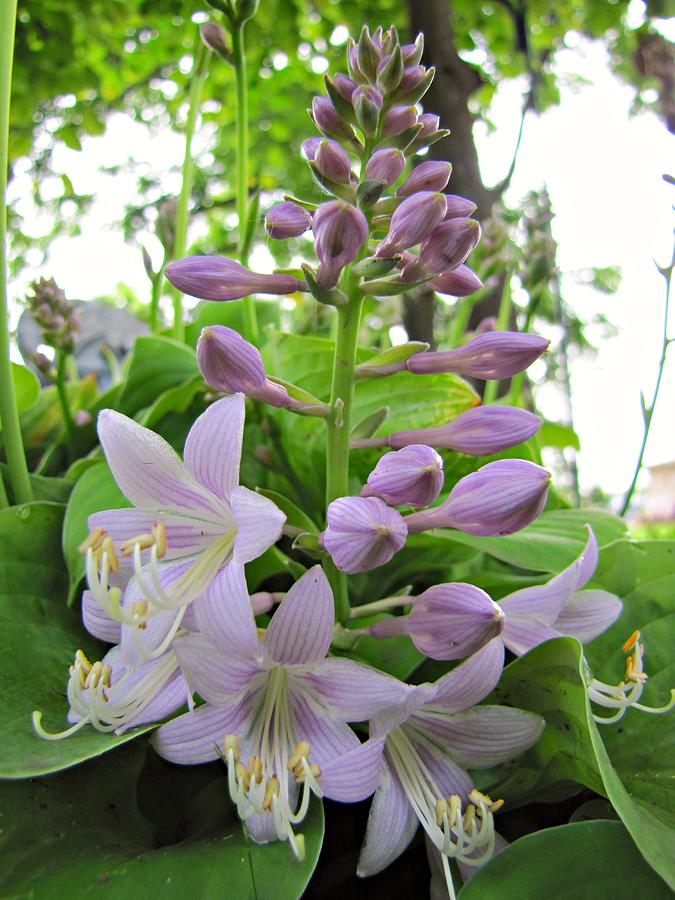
11,361,40,412
537,419,581,450
0,502,148,777
0,741,324,899
458,821,671,899
449,508,627,572
62,460,130,604
117,335,198,418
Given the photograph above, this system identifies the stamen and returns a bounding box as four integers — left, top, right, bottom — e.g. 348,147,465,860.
152,522,167,558
623,629,640,652
79,528,105,554
120,533,155,555
101,537,119,572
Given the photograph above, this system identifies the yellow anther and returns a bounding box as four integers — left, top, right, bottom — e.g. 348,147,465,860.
287,740,311,771
256,627,267,641
447,794,462,828
625,653,648,685
85,661,106,689
435,797,448,826
101,536,120,572
152,522,167,559
294,762,321,783
469,789,504,814
248,756,264,784
75,649,92,672
236,762,251,792
623,630,640,652
463,803,476,831
262,776,280,811
223,734,241,762
119,533,155,556
100,663,113,687
79,528,105,555
132,600,149,629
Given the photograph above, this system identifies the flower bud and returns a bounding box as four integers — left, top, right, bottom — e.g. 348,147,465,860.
476,316,498,334
392,66,425,99
381,105,418,137
313,201,368,288
311,97,357,144
265,201,313,239
356,25,381,80
375,191,447,258
401,34,424,67
365,149,406,185
416,113,440,139
397,161,452,197
376,44,404,94
314,139,353,184
368,583,504,660
323,496,408,573
407,332,550,379
333,73,359,103
301,137,322,161
361,445,444,507
199,22,232,61
165,256,305,301
444,194,478,219
429,264,483,297
75,409,93,427
394,66,435,105
405,459,551,536
386,405,542,454
401,218,481,281
353,85,384,136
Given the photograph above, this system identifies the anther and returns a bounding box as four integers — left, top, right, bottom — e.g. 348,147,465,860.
623,630,640,652
294,762,320,782
435,797,448,826
463,803,476,831
288,740,311,771
133,600,149,628
152,522,167,559
248,756,264,784
120,533,155,556
236,762,251,791
447,795,462,828
262,776,280,811
223,734,241,763
79,528,105,555
102,537,120,572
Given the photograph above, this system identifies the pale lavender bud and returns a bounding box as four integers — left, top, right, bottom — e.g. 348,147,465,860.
333,73,359,103
407,332,550,379
314,138,353,184
401,218,481,281
393,66,425,97
200,22,232,61
302,137,322,160
365,149,406,185
311,97,356,143
375,191,447,258
405,459,551,536
323,496,408,574
397,161,452,197
387,405,542,454
417,113,440,139
361,445,444,507
313,200,368,288
75,409,93,427
368,583,504,660
444,194,478,219
165,256,305,301
356,25,381,80
381,105,418,137
265,201,312,239
477,316,498,334
353,85,384,135
429,264,483,296
401,34,424,67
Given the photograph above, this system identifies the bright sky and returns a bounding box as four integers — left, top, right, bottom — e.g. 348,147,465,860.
8,30,674,503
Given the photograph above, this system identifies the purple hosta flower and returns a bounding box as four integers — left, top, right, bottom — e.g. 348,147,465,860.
314,138,354,184
323,496,408,574
313,200,368,288
265,201,312,239
443,195,478,220
197,326,326,414
357,641,544,891
153,565,408,858
429,264,483,297
33,645,188,740
82,395,286,655
374,192,447,259
361,445,444,507
381,104,418,137
365,148,406,185
311,96,357,144
417,113,440,139
165,256,305,302
301,136,322,160
401,219,481,283
368,583,505,661
405,459,551,537
397,161,452,197
407,332,550,380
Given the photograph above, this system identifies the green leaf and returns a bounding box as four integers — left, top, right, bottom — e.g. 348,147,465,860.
351,405,389,440
11,362,40,412
0,502,148,777
458,821,671,899
449,509,628,572
0,462,72,503
137,373,204,429
537,419,580,450
117,335,198,418
256,488,319,533
356,341,429,376
62,461,130,604
0,741,324,898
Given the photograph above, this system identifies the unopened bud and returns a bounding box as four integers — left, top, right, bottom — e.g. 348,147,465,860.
381,105,418,137
397,161,452,197
365,149,406,186
265,201,312,239
314,139,353,184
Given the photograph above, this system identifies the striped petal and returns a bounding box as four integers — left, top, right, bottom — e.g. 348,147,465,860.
82,590,121,644
183,394,245,501
289,684,360,768
152,699,253,764
193,561,259,656
428,638,505,710
297,657,411,721
553,589,622,644
320,737,386,802
502,617,560,656
230,486,286,564
264,566,333,664
173,632,264,704
357,761,419,876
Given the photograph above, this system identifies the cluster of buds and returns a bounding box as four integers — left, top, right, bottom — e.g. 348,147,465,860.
25,277,80,355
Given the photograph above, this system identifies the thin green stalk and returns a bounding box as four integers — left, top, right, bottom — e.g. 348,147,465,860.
482,271,512,404
171,40,210,343
231,21,259,344
350,595,411,619
55,350,76,453
0,0,32,507
620,241,674,517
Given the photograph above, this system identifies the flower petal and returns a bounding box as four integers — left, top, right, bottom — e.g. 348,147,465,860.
428,639,505,711
357,761,419,877
576,525,599,589
89,507,225,558
183,394,245,501
264,566,333,664
97,409,219,515
152,699,252,764
298,657,411,721
122,668,189,732
289,682,360,768
553,589,622,644
498,564,580,623
230,486,286,564
409,732,472,798
370,682,438,739
501,617,560,656
82,590,121,643
193,561,259,657
173,632,264,704
419,705,545,768
320,737,386,802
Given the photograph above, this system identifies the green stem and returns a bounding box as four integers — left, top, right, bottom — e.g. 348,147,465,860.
620,241,674,517
0,0,31,507
231,21,259,344
149,273,161,333
171,40,210,343
350,595,411,619
55,350,76,453
324,271,364,624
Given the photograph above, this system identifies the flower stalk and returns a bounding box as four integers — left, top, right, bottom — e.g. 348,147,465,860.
0,0,32,507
